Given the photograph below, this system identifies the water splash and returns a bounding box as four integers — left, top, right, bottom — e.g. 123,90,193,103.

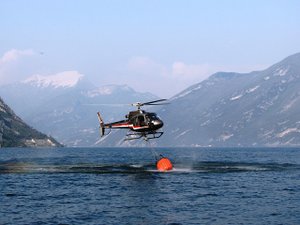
1,161,299,174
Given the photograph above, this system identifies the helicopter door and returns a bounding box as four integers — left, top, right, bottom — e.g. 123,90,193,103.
137,115,146,126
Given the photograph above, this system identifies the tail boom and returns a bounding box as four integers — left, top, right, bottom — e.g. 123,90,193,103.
97,112,130,137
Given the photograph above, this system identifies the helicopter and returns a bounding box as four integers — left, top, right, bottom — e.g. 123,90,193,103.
97,99,168,141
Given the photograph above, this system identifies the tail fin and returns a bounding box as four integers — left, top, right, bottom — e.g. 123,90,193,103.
97,112,105,137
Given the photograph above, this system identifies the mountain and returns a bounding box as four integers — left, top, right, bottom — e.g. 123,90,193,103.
23,71,84,88
0,72,158,146
0,71,91,118
0,97,62,147
95,52,300,147
4,53,300,147
155,52,300,147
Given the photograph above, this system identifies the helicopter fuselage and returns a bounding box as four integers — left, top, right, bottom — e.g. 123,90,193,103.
104,110,163,133
97,99,167,140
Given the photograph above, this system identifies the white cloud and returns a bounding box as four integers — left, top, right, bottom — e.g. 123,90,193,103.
128,57,214,82
0,49,37,85
126,56,215,97
127,56,212,80
0,49,35,64
128,56,155,70
171,61,212,80
127,56,167,76
125,56,268,97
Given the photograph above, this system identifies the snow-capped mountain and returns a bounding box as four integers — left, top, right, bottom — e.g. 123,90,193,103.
0,73,158,146
0,71,92,119
23,71,84,89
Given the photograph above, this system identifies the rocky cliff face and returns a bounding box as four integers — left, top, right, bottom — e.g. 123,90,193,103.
0,97,62,147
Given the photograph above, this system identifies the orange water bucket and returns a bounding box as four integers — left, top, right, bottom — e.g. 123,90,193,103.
156,157,173,171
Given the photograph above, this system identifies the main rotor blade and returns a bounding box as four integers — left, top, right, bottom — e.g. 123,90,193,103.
143,99,167,105
145,103,169,105
82,103,130,106
83,99,169,108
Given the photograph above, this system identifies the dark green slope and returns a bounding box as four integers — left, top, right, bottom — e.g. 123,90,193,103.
0,97,62,147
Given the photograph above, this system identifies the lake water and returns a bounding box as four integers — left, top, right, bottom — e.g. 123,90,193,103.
1,147,300,225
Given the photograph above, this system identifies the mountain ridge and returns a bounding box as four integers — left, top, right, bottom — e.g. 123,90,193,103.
94,52,300,147
2,53,300,147
0,76,158,146
155,52,300,147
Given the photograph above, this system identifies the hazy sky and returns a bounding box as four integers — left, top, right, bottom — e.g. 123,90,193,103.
1,0,300,97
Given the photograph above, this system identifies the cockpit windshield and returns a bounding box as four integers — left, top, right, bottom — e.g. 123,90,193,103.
146,113,159,121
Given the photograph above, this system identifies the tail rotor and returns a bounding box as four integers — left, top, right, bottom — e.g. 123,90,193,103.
97,112,105,137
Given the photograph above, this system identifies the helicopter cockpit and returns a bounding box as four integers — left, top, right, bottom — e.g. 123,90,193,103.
130,112,162,127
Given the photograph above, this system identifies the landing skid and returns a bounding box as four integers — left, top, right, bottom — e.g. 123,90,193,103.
124,131,163,141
